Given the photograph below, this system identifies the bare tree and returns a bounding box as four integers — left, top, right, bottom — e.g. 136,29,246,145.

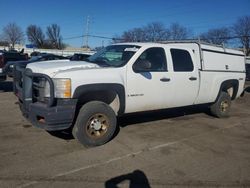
115,22,191,43
46,24,64,49
232,15,250,56
168,23,190,40
144,22,170,42
122,27,146,42
26,25,45,48
0,41,8,46
200,27,231,45
117,22,171,42
2,23,24,48
0,33,8,46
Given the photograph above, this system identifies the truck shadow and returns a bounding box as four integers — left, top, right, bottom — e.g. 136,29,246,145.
118,105,210,128
47,129,74,140
105,169,151,188
0,81,13,92
245,86,250,93
47,105,210,141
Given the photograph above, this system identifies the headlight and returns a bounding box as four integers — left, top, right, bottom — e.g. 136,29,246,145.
45,78,71,98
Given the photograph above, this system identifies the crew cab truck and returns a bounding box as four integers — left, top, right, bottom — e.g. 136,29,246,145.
13,41,246,147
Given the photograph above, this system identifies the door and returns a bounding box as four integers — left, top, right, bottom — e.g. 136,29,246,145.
126,47,174,113
168,48,199,107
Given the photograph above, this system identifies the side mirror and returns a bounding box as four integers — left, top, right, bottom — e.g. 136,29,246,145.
133,60,152,73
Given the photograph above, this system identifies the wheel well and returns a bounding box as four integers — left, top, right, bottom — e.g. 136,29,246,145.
73,84,125,115
76,90,120,115
219,80,239,100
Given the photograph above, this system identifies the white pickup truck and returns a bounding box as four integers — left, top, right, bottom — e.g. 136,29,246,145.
13,41,246,147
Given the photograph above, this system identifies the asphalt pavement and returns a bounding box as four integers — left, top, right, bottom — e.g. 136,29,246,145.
0,80,250,188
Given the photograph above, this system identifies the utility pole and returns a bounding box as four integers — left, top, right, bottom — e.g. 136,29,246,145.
83,16,90,49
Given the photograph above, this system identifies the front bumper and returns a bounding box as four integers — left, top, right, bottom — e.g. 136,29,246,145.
14,66,77,131
0,74,7,81
19,99,77,131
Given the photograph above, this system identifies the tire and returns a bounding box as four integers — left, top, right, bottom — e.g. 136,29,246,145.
73,101,117,147
210,92,231,118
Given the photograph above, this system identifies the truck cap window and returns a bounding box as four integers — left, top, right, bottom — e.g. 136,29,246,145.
87,45,140,67
171,49,194,72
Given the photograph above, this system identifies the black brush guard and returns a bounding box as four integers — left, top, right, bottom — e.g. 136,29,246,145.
13,65,77,131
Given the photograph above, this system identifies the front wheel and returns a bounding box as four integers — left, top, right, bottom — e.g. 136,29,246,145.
73,101,117,147
210,92,231,118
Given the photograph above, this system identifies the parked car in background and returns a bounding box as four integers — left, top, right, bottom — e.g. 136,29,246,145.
0,49,28,81
30,51,48,57
70,53,91,61
0,51,6,81
3,53,69,77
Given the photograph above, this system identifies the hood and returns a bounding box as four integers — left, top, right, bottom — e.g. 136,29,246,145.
26,60,101,77
5,60,28,67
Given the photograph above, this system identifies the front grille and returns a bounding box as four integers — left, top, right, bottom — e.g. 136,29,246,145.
13,67,54,107
32,77,46,103
32,75,54,106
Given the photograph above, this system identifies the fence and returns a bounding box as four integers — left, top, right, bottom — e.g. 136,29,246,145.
0,46,96,56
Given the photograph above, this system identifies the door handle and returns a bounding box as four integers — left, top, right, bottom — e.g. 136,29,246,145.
189,77,197,81
160,78,171,82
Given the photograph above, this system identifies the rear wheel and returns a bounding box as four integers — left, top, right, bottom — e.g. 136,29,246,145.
210,92,231,118
73,101,117,147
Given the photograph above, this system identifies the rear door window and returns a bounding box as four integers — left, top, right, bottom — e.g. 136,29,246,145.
171,49,194,72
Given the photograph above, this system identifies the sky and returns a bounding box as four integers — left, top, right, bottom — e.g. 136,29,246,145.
0,0,249,48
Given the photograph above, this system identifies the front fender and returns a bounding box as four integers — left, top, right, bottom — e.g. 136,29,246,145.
73,83,126,115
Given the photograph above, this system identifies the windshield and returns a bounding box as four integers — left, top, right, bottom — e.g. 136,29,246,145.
87,45,140,67
29,56,41,61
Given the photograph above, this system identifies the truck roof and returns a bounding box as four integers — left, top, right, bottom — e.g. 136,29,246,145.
114,41,244,56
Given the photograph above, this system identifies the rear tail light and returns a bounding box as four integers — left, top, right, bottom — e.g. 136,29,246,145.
0,55,4,68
